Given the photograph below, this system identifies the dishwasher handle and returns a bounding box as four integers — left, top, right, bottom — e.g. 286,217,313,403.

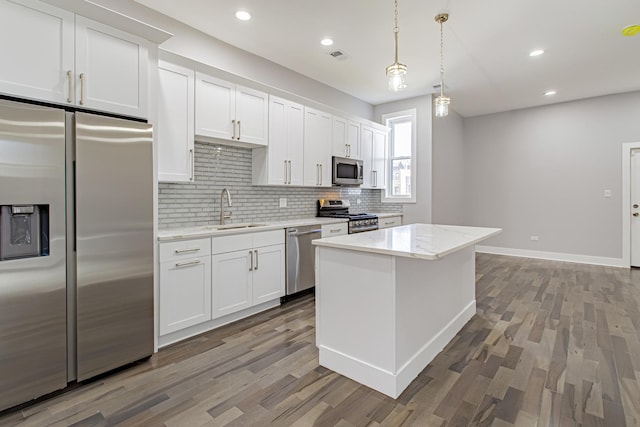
288,229,322,237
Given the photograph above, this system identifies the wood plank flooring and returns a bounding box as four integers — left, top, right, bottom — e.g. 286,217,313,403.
2,253,640,426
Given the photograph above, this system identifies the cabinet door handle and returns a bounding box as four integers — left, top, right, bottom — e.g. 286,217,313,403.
232,119,236,139
66,70,73,103
284,160,288,184
79,73,85,105
329,228,342,233
175,259,201,268
384,221,395,225
288,160,292,184
237,120,241,140
249,250,253,271
189,148,195,181
320,164,323,185
174,248,200,254
254,250,258,270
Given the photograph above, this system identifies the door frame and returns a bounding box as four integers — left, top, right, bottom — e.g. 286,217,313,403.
622,141,640,267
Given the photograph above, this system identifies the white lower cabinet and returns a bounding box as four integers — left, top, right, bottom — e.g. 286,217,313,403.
159,230,285,341
378,216,403,229
212,231,285,318
321,222,348,237
159,238,212,335
211,249,253,318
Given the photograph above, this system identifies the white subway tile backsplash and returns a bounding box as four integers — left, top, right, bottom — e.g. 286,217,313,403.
158,142,402,228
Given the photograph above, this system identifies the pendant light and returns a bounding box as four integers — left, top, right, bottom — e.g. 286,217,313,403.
434,13,450,117
386,0,407,91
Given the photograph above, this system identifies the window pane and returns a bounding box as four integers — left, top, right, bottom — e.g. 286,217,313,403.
393,121,412,157
391,159,411,196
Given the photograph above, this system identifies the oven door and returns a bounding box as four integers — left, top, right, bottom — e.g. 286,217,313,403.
332,156,363,186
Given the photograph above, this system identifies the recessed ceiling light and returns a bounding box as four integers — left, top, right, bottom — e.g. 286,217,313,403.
529,49,544,57
235,10,251,21
320,38,334,46
544,90,557,96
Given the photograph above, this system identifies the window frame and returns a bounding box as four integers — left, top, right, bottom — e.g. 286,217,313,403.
382,109,417,203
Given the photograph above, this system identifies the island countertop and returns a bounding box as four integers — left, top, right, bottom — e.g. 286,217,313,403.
312,223,501,260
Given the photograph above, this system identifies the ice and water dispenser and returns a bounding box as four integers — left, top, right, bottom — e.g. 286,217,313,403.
0,204,49,261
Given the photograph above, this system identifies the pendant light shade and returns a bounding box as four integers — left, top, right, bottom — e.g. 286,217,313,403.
386,0,407,91
434,13,450,117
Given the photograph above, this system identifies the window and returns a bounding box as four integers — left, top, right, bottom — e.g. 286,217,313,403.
382,109,416,203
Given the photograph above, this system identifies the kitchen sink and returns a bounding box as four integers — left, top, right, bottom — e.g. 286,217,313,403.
204,223,267,231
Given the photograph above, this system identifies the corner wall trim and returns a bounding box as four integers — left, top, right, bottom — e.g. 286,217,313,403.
475,245,625,268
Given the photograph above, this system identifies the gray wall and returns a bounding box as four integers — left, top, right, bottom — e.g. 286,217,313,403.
374,95,433,224
158,142,402,229
464,91,640,259
432,109,466,225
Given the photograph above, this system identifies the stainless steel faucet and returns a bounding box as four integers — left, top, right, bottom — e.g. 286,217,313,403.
220,188,232,225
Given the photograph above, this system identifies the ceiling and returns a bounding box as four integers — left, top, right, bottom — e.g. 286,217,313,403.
134,0,640,117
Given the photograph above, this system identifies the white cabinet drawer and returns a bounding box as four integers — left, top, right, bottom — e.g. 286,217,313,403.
379,216,402,229
211,233,253,255
253,229,285,247
159,238,211,262
321,222,348,237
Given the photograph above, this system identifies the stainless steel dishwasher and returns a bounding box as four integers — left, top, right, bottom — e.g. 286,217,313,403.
283,224,322,302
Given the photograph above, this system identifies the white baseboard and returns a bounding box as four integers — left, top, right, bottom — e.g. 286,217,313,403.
318,301,476,399
476,245,625,268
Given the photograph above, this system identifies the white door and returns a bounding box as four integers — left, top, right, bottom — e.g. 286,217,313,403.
267,96,288,185
195,73,235,141
0,0,74,104
157,61,194,183
236,85,268,146
631,149,640,266
360,125,374,188
212,250,252,318
159,256,212,335
303,107,332,187
252,244,285,304
75,16,148,118
347,120,361,159
372,129,387,189
287,101,304,186
332,116,348,157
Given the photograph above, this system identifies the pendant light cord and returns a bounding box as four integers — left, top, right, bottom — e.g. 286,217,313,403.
439,19,445,98
393,0,399,63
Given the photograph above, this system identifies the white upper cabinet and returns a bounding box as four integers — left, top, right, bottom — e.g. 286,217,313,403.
332,116,360,159
361,124,388,189
0,0,74,104
304,107,332,187
157,61,195,183
253,96,303,186
0,0,149,118
75,17,148,118
195,72,268,147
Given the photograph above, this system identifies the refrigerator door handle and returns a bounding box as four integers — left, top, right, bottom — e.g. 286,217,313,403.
72,160,77,252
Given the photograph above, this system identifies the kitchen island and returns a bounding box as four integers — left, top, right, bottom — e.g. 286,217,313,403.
312,223,501,398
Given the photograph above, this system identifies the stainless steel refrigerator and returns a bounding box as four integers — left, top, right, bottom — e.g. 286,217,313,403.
0,98,153,412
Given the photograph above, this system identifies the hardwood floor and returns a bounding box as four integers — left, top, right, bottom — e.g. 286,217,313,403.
2,253,640,426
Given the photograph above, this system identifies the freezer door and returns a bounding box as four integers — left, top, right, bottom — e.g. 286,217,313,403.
75,113,153,381
0,99,67,411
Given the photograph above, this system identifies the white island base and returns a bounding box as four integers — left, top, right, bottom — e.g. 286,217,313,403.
314,224,501,398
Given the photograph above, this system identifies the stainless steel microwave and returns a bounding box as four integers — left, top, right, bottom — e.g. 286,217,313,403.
332,156,363,186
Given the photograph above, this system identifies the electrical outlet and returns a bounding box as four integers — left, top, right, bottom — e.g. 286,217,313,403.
279,197,287,208
604,189,612,198
357,198,361,204
530,236,539,241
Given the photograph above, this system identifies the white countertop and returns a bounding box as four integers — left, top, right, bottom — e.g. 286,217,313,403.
157,217,348,241
312,223,502,260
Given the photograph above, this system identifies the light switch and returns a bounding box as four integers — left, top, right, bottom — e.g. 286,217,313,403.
279,197,287,208
604,189,612,198
530,236,539,241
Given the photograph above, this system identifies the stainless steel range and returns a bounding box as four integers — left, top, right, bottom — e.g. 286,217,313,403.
317,199,378,233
